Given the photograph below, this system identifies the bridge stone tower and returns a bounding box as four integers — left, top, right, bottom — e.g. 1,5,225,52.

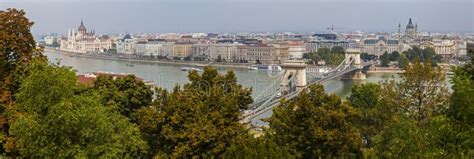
344,48,366,80
280,60,307,93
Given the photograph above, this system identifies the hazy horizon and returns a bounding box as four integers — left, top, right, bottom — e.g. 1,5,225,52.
1,0,473,36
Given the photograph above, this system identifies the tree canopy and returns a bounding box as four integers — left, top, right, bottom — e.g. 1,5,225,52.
136,66,253,158
380,51,390,67
403,46,441,65
354,60,466,157
9,61,147,158
303,46,345,66
0,8,46,154
348,83,386,147
267,84,362,158
222,136,294,159
90,75,153,122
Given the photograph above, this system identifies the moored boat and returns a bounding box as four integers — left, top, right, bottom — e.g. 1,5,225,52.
181,67,202,72
247,66,258,70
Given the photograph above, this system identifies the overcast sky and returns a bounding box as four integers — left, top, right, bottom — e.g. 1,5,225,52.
1,0,473,36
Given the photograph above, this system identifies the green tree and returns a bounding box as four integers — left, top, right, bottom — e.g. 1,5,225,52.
389,51,400,61
403,46,441,65
90,75,153,122
361,52,376,61
9,61,147,158
380,51,390,67
0,8,46,154
222,137,294,159
107,48,117,54
373,60,450,157
448,57,474,124
373,117,428,158
136,66,253,157
330,46,345,54
374,114,470,158
267,84,362,158
302,47,345,66
444,57,474,155
398,54,409,68
399,60,449,123
348,83,384,148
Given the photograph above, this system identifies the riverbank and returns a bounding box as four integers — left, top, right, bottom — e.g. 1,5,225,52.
45,47,252,69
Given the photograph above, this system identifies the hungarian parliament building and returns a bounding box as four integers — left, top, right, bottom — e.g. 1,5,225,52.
60,20,113,53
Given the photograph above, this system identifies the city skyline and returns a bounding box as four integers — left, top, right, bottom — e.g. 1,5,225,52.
1,0,473,35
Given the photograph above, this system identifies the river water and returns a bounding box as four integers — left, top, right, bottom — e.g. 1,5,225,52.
45,50,397,125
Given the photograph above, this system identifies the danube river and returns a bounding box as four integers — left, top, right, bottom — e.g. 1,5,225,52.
45,50,397,125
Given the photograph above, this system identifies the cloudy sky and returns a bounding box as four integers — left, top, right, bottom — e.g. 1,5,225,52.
1,0,473,35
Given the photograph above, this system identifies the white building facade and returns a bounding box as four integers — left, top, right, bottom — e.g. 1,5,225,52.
60,20,113,53
209,44,238,61
362,37,403,57
116,34,136,55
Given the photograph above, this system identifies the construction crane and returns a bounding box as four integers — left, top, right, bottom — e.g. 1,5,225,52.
326,24,344,34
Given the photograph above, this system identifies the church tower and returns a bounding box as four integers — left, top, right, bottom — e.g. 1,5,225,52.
405,18,416,38
415,24,418,38
398,23,402,40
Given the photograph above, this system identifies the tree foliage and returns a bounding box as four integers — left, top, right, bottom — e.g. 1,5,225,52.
348,83,386,147
222,136,294,159
389,51,400,61
303,46,345,66
444,57,474,155
448,57,474,124
267,84,362,158
403,46,441,65
0,8,46,154
9,61,147,158
370,60,453,157
398,60,449,123
90,75,153,122
360,52,376,61
136,66,253,158
398,54,409,68
380,51,390,67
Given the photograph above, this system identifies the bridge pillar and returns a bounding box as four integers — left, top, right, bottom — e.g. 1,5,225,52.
343,48,366,80
280,60,307,93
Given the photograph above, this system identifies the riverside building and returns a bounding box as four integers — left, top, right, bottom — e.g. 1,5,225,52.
60,20,113,53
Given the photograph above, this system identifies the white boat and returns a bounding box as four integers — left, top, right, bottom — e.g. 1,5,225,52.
256,64,282,72
247,66,258,70
181,67,202,72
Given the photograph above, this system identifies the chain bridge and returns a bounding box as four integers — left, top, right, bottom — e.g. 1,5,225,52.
240,49,373,124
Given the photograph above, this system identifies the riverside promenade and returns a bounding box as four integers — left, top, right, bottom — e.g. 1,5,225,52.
45,47,252,69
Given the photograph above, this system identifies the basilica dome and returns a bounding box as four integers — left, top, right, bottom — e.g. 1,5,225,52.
406,18,415,29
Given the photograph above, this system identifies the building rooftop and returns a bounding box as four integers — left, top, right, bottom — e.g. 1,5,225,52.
123,34,132,40
77,72,144,86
